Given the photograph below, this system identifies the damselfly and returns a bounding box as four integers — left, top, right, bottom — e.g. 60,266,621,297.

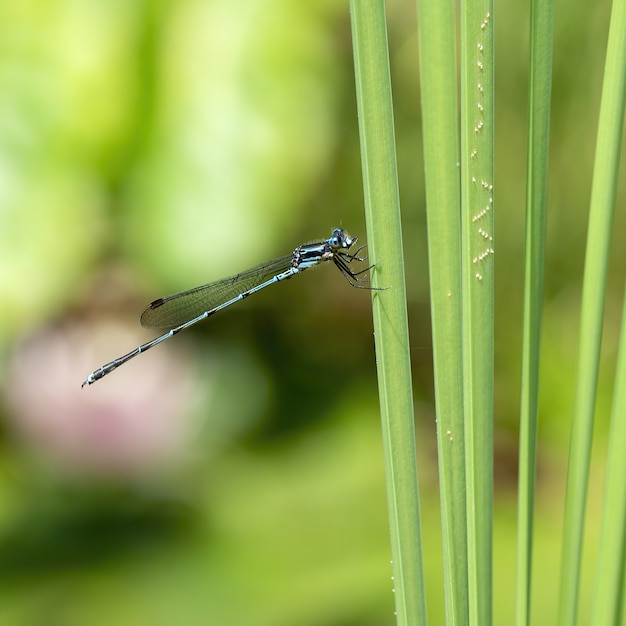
82,228,375,387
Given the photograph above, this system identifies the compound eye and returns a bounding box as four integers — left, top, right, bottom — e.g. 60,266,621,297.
330,228,346,247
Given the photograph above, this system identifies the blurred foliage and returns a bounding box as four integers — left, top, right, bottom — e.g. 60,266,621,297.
0,0,623,624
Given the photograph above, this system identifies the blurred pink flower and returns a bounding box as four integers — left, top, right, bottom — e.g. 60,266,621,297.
5,320,201,478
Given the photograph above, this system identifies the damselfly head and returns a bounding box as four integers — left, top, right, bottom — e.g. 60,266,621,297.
329,228,357,250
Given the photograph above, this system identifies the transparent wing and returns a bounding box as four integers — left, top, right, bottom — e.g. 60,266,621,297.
140,254,293,329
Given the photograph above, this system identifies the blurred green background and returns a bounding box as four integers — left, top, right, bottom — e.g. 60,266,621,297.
0,0,624,624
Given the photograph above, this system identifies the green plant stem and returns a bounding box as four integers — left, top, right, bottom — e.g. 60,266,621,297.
460,1,494,624
590,277,626,625
417,0,469,623
558,0,626,622
350,0,426,624
515,0,554,624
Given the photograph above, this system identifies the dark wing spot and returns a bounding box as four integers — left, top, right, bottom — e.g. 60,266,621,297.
149,298,165,309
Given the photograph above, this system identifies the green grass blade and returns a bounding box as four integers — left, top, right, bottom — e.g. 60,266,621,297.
515,0,554,624
349,1,426,623
460,1,494,624
557,0,626,622
590,279,626,624
417,0,469,624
